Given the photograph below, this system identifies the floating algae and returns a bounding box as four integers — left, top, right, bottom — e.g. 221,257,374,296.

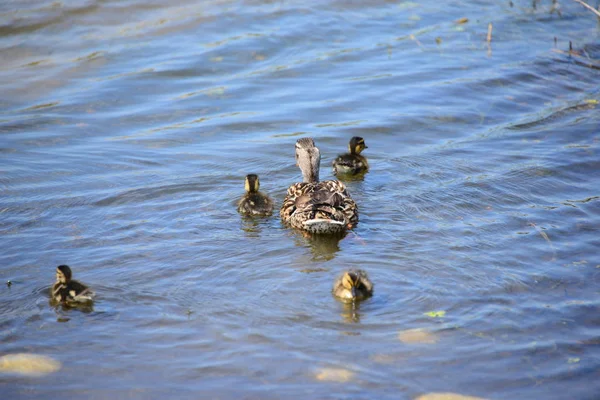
0,353,61,377
398,328,439,344
314,367,355,383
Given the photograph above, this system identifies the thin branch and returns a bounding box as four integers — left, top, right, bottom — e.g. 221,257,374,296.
570,0,600,18
552,48,600,70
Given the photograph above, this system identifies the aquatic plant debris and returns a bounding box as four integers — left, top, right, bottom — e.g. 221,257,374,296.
371,353,397,364
570,0,600,18
424,310,446,318
315,367,355,382
415,393,488,400
529,222,556,261
398,328,439,344
299,267,328,273
0,353,61,377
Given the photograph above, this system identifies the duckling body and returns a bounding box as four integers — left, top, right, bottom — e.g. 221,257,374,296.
51,265,94,304
332,269,373,301
237,174,273,216
280,138,358,234
332,136,369,176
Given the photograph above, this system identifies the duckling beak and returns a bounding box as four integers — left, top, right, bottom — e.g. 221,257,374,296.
350,287,357,298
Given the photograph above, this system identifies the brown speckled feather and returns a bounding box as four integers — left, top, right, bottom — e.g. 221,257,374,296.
280,180,358,231
238,192,273,216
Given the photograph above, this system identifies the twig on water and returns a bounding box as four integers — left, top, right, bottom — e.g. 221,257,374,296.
552,47,600,70
529,222,557,261
409,34,424,49
486,23,493,57
570,0,600,18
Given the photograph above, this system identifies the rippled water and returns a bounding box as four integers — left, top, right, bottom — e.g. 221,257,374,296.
1,0,600,398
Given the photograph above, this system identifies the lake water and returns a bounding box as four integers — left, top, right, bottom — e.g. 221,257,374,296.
1,0,599,398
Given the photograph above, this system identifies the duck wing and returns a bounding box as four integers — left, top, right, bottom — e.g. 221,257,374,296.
297,181,357,225
280,182,310,222
66,280,95,303
294,188,344,210
281,180,358,232
321,180,359,228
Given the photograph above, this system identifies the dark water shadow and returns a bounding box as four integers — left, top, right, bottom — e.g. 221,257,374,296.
508,100,597,131
94,182,201,207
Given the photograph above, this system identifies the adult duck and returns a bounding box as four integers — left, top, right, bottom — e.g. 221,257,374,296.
280,137,358,234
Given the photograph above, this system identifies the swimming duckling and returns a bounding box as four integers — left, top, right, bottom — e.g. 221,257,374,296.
280,137,358,234
51,265,94,304
237,174,274,216
332,136,369,175
332,269,373,301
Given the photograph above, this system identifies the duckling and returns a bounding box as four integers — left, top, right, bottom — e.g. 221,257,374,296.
51,265,94,304
332,136,369,175
237,174,273,216
332,269,373,301
280,137,358,234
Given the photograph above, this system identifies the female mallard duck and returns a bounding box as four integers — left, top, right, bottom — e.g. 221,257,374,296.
51,265,94,304
332,136,369,175
280,137,358,234
237,174,273,216
333,269,373,301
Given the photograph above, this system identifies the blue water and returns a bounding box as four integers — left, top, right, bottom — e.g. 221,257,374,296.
1,0,599,398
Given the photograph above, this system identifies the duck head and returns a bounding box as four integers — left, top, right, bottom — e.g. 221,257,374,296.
56,265,72,284
339,270,373,300
244,174,260,193
349,136,367,155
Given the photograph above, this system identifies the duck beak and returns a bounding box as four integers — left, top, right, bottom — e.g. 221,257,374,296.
350,287,357,298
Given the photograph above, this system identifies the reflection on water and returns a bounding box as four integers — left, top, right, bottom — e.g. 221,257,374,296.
335,169,369,183
1,0,600,398
338,299,364,324
240,215,268,237
302,232,345,261
50,301,95,320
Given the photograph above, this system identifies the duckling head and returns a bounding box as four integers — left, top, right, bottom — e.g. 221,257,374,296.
244,174,260,193
341,271,361,298
349,136,367,155
338,270,372,300
295,137,321,183
56,265,72,284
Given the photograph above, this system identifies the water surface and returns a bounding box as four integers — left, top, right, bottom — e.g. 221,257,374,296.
1,0,600,398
